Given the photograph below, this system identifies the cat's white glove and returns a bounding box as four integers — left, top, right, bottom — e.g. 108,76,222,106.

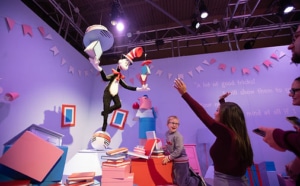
136,84,150,91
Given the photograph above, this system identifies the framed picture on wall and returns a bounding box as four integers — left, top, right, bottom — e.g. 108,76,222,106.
110,109,129,130
61,104,76,127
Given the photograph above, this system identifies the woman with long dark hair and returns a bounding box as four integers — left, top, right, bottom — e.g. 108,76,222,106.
174,78,253,186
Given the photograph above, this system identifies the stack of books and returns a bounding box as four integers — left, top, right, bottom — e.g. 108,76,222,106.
101,153,130,167
151,149,165,158
65,172,95,186
127,139,157,159
131,145,145,157
101,148,134,186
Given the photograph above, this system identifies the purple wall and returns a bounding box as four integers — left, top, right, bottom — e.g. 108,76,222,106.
1,0,300,176
0,0,97,161
95,49,299,175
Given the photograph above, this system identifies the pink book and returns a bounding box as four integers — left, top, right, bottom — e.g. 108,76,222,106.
102,160,130,167
0,131,63,182
101,173,134,184
67,172,95,181
102,164,130,179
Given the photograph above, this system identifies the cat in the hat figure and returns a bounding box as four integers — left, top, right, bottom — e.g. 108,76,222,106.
94,47,150,132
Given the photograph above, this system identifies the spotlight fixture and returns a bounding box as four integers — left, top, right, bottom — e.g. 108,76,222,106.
110,2,120,26
278,0,295,15
199,0,208,19
116,21,125,31
110,0,126,32
110,0,125,27
191,19,201,29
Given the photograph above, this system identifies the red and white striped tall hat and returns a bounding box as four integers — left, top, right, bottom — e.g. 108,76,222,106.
124,47,143,64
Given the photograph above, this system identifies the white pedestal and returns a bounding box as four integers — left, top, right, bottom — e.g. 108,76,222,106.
63,149,107,176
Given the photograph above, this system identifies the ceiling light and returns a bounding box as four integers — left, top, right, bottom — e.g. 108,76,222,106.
199,1,208,19
116,22,125,31
191,20,200,29
111,19,117,26
283,4,294,14
110,1,121,26
278,0,295,15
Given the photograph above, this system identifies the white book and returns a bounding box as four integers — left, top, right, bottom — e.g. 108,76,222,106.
101,154,126,160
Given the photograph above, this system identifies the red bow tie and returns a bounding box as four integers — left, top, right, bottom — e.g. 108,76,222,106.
112,69,125,80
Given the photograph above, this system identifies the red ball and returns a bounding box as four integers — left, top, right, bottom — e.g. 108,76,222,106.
132,102,139,109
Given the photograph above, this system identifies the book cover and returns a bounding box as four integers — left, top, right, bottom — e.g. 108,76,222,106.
102,160,131,167
106,147,128,156
144,139,157,156
102,164,131,179
101,164,130,171
101,154,126,161
67,172,95,182
65,180,94,186
0,131,64,182
105,158,126,163
101,173,134,183
127,151,149,159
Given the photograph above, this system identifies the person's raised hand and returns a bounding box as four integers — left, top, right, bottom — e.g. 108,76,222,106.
173,78,187,95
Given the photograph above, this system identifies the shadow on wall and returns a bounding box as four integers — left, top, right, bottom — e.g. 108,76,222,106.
196,128,215,176
118,122,139,150
0,102,10,124
38,107,73,145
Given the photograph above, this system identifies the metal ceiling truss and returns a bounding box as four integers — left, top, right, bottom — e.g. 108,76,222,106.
31,0,89,46
108,13,299,56
29,0,300,58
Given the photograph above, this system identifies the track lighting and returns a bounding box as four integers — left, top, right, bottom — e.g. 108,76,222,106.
278,0,295,15
199,0,208,19
191,19,201,29
110,1,120,26
110,0,126,31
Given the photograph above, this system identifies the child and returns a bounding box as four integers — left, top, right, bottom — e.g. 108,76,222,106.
162,115,205,186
